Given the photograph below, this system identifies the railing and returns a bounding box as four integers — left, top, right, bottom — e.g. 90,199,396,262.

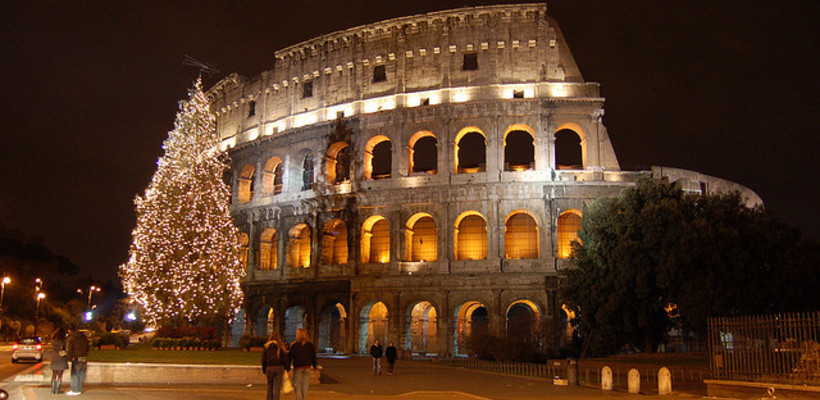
708,311,820,385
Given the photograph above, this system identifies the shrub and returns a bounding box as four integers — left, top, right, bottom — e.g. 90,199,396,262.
239,334,267,351
463,333,546,363
94,332,129,349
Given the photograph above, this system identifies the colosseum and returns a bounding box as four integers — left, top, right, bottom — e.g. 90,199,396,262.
208,3,761,355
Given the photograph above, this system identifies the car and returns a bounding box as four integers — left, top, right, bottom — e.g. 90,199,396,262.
12,336,43,363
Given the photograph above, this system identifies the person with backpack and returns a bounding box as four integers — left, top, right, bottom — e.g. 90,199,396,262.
261,331,289,400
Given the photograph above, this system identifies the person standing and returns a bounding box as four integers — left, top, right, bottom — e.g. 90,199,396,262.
261,331,289,400
49,327,69,394
369,339,383,375
385,342,397,375
65,325,89,396
289,328,317,400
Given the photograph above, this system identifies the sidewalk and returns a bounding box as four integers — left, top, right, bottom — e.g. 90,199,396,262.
7,356,705,400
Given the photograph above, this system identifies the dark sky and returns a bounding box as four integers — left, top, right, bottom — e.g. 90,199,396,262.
2,1,818,279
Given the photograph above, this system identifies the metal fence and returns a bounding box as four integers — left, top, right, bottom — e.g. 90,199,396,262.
708,311,820,385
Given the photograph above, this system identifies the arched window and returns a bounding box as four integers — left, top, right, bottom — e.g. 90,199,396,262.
557,209,582,259
455,212,487,261
321,219,348,265
505,211,539,259
364,136,391,180
259,228,278,270
455,128,486,174
409,131,437,174
238,165,255,203
405,213,437,262
506,300,540,343
326,142,351,184
239,232,249,270
362,216,390,263
287,224,311,268
302,153,314,191
555,129,583,170
504,126,535,171
262,157,284,196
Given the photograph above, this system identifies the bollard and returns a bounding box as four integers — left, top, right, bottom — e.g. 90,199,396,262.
601,366,613,391
628,368,640,394
567,359,578,385
658,367,671,395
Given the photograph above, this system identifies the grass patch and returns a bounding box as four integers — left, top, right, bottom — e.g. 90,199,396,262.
88,343,261,365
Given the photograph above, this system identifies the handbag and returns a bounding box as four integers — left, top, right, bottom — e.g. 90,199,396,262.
281,370,294,394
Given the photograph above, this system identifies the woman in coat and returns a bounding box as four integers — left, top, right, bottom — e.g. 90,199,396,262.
261,331,289,400
49,327,69,394
289,328,317,400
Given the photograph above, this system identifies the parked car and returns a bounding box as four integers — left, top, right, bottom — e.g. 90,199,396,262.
12,337,43,363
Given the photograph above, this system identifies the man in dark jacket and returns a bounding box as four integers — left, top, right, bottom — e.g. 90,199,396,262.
369,339,383,375
65,325,89,396
385,342,398,375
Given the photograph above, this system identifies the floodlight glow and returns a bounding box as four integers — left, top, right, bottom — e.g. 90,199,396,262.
126,312,137,321
84,311,94,321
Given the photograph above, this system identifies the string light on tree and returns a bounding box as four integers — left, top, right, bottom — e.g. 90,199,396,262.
119,78,245,327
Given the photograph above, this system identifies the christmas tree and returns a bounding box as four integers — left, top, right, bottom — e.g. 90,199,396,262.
120,78,244,327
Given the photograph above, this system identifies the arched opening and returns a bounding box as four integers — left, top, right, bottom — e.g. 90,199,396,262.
405,301,438,354
557,209,582,259
230,308,246,347
258,228,278,270
505,211,539,259
287,223,311,268
554,129,583,170
318,303,347,353
506,300,540,343
454,301,489,355
239,232,249,270
364,136,392,180
321,219,348,265
302,153,314,191
361,216,390,264
359,301,388,353
262,157,285,195
504,126,535,171
409,131,437,174
455,212,487,261
455,127,486,174
255,305,275,337
405,213,437,262
284,305,307,343
238,164,255,203
326,142,351,184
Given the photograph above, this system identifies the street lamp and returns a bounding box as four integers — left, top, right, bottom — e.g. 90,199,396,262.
78,285,101,310
0,277,10,312
34,292,45,335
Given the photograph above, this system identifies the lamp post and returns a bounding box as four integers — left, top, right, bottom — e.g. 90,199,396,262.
78,285,101,310
0,277,10,312
34,292,45,336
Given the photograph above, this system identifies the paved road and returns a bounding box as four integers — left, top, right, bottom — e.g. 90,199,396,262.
5,356,705,400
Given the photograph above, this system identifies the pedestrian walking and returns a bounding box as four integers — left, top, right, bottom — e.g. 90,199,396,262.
385,341,397,375
289,328,317,400
65,325,89,396
370,339,383,375
49,327,69,394
261,331,289,400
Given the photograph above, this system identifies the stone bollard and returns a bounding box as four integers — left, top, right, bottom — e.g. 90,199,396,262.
658,367,671,395
628,368,641,394
601,366,613,391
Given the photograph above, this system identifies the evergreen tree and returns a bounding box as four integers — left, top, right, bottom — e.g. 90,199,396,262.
120,79,244,327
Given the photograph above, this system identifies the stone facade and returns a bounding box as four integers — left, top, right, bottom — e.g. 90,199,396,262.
208,4,761,355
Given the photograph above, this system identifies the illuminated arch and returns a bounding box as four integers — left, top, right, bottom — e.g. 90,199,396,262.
405,301,438,354
261,157,284,196
408,130,437,174
287,223,311,268
554,123,585,170
454,211,487,261
237,164,255,203
318,302,348,353
505,299,541,342
361,216,390,263
363,135,392,180
454,300,489,355
255,305,275,336
358,301,388,353
321,219,348,265
258,228,278,270
325,142,351,184
505,210,539,259
454,126,486,174
239,232,249,270
284,305,307,343
504,124,536,171
557,209,583,259
405,212,437,262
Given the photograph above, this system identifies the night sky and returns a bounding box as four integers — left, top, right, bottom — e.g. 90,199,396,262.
2,1,818,279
